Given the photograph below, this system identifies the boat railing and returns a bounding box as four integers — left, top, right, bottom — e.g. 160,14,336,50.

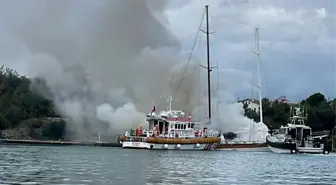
126,136,146,142
223,141,256,144
312,130,330,137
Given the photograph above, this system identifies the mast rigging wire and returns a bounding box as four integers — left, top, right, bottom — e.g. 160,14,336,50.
156,8,206,111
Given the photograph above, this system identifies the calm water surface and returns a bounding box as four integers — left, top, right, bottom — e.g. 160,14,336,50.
0,145,335,185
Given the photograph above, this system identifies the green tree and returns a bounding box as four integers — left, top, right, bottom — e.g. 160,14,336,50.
241,92,335,133
0,65,65,140
306,92,326,107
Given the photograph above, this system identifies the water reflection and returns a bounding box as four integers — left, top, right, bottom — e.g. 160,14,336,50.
0,146,335,185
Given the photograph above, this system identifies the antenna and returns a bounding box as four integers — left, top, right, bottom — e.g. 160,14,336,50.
168,96,173,112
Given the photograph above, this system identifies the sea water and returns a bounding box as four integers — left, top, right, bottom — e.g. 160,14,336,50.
0,145,335,185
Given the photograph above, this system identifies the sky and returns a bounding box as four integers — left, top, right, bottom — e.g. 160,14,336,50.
165,0,336,101
0,0,334,103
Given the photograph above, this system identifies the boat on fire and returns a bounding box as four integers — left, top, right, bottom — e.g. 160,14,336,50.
217,132,268,151
216,28,269,152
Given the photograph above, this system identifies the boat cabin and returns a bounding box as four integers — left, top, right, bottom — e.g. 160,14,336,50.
278,124,312,141
277,116,312,141
146,111,197,138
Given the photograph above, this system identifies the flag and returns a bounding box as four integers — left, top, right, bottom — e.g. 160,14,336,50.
149,105,156,116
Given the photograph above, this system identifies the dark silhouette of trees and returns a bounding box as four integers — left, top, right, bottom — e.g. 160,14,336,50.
0,66,65,139
242,93,336,132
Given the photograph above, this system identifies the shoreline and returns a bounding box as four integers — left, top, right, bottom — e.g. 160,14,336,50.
0,139,122,147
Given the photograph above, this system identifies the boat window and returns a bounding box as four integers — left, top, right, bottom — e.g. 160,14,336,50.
178,124,180,129
303,128,311,139
279,128,287,135
296,127,302,140
191,123,195,128
183,124,186,129
165,122,169,132
188,123,190,128
175,124,177,129
289,128,296,139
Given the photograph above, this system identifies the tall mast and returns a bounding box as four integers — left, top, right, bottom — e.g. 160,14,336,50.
253,28,263,124
205,5,212,120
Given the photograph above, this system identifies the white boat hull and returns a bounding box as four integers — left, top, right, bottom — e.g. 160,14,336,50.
297,147,325,154
122,141,218,150
268,145,328,155
268,145,294,154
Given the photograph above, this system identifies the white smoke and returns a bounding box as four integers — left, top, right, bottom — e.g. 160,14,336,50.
194,67,269,142
0,0,269,141
96,103,147,133
0,0,201,140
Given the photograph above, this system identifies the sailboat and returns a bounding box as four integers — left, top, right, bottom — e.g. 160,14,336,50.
216,28,269,151
118,5,221,150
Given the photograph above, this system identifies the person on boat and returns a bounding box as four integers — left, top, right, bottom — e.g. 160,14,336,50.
170,130,175,137
203,128,208,138
195,130,200,137
138,126,143,136
152,129,157,137
218,129,222,137
156,125,161,136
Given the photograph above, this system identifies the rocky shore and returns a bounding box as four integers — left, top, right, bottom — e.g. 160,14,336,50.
0,117,66,140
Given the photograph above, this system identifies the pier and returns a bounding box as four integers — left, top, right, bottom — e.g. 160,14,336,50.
0,139,122,147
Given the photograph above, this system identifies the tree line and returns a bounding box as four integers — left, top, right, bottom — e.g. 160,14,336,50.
0,66,65,139
243,93,336,132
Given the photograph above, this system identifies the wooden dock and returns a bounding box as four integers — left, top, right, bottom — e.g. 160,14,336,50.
0,139,122,147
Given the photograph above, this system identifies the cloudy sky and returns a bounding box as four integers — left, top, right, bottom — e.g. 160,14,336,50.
0,0,335,103
166,0,335,101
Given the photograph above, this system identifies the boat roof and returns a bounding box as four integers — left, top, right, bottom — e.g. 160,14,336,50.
280,124,311,129
147,110,193,122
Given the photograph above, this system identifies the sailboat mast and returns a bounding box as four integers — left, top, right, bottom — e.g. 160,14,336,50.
254,28,263,124
205,5,212,120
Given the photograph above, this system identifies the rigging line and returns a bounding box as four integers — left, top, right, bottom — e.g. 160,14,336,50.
216,59,219,118
171,8,206,105
156,9,206,111
196,26,203,121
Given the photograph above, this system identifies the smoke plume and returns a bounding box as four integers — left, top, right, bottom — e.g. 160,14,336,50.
0,0,201,140
0,0,268,142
